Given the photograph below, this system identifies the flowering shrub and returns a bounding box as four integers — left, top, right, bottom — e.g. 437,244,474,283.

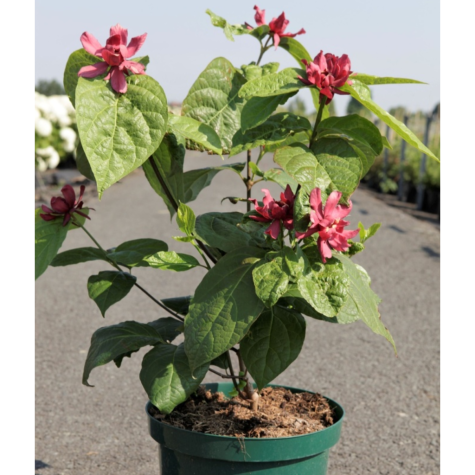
35,92,78,171
35,6,439,415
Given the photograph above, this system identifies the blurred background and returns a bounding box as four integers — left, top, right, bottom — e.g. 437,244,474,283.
35,0,440,213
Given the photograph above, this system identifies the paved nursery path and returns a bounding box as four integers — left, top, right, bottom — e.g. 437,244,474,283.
36,151,440,475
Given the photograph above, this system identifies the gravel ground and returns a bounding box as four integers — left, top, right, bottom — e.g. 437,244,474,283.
36,151,440,475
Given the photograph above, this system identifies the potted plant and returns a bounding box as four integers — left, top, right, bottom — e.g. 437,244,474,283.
35,6,439,474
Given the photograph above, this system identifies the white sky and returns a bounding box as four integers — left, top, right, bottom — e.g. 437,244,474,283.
35,0,439,116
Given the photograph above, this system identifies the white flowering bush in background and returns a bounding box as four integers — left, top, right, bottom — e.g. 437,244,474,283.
35,92,78,172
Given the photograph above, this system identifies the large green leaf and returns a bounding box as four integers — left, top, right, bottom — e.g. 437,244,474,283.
82,320,165,386
108,238,168,267
76,141,96,181
142,133,185,217
63,49,103,106
273,143,332,194
353,74,425,86
145,251,200,272
184,248,266,370
252,252,290,308
311,137,363,201
35,209,68,280
182,57,247,152
296,257,349,318
168,115,222,155
87,271,136,317
230,113,311,157
240,92,297,132
76,75,168,197
241,306,306,389
341,80,439,162
51,247,109,267
239,68,306,99
334,253,396,352
263,168,299,192
182,163,245,202
140,343,209,414
205,9,251,41
194,212,266,253
147,317,183,343
317,115,383,176
176,203,196,236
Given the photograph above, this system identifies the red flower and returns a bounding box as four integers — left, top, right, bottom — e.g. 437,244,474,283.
246,5,305,49
40,185,92,227
296,188,358,262
249,186,295,239
298,51,353,104
78,24,147,93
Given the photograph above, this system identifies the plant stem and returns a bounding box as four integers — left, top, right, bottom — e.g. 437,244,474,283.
208,367,246,380
246,150,252,212
237,349,259,411
309,94,326,147
147,156,217,265
78,224,185,323
256,36,272,66
226,351,248,400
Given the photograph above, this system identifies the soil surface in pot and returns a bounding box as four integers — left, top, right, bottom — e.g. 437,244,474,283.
149,386,334,438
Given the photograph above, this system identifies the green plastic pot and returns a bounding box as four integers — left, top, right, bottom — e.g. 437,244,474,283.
146,382,344,474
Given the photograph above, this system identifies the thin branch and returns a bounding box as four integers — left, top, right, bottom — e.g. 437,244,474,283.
226,351,248,400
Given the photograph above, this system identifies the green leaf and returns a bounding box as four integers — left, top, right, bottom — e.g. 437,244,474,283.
249,24,270,40
317,114,383,176
252,251,290,307
282,246,306,279
76,75,168,197
63,49,103,106
353,74,425,86
240,306,306,389
194,212,266,253
130,55,150,69
358,222,381,243
340,80,439,163
140,343,209,414
334,253,396,353
210,353,229,370
108,238,168,267
297,251,349,317
205,9,251,41
147,317,183,343
249,162,264,177
182,57,247,152
82,320,164,386
239,68,306,99
293,187,310,233
177,203,196,236
87,271,136,317
145,251,200,272
311,137,363,201
184,248,266,370
161,296,192,316
274,143,332,194
182,163,245,203
168,115,222,155
142,133,185,217
263,168,298,192
230,113,311,157
51,247,109,267
76,141,96,181
35,209,68,280
240,93,297,132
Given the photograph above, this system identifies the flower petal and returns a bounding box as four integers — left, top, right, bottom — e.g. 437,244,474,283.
323,191,342,221
265,220,281,240
269,12,288,35
123,60,146,75
318,236,333,263
61,185,76,207
261,189,274,208
273,33,281,49
50,197,70,213
110,24,128,45
102,49,122,66
109,67,127,93
80,32,104,57
126,33,147,58
253,5,266,26
309,188,324,222
78,61,109,78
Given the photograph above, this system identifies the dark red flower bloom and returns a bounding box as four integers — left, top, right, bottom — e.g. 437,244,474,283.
40,185,92,227
246,5,305,49
296,188,358,262
249,185,295,239
298,51,353,104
